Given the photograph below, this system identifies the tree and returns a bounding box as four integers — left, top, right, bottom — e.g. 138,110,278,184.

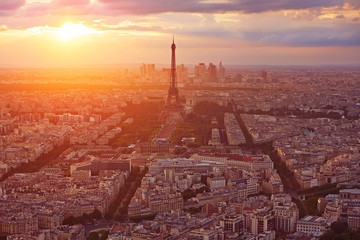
182,189,196,201
339,232,352,240
63,216,75,225
201,175,208,185
333,235,344,240
331,221,347,234
104,212,112,220
129,213,157,223
98,230,109,240
187,142,201,148
304,197,321,216
88,232,99,240
352,230,360,240
195,186,210,194
91,209,102,220
185,207,202,214
115,212,126,221
80,213,88,224
319,230,335,240
319,222,359,240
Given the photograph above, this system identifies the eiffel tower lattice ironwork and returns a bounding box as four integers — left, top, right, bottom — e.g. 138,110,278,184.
165,37,180,106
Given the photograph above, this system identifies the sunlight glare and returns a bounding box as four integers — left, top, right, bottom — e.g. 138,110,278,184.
56,23,97,42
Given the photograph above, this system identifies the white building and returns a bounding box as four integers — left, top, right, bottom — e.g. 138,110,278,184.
250,208,274,235
207,177,226,190
296,216,328,237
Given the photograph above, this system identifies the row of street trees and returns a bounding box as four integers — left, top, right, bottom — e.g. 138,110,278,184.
0,142,69,182
105,167,148,222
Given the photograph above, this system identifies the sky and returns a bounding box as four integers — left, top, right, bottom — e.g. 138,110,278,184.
0,0,359,67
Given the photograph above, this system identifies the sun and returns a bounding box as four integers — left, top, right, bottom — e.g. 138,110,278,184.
56,23,97,42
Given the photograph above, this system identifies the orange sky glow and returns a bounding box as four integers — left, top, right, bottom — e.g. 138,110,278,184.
0,0,359,67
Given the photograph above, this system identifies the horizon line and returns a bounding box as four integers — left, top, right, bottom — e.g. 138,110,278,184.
0,63,360,69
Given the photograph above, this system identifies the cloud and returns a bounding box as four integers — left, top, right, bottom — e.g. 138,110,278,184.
94,24,163,32
0,0,25,11
1,0,358,18
288,8,323,21
96,0,344,15
19,0,92,17
346,0,360,9
53,0,90,6
1,0,358,48
7,0,348,17
242,25,360,47
0,25,8,31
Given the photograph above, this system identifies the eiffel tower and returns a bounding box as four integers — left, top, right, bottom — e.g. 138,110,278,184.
165,37,181,106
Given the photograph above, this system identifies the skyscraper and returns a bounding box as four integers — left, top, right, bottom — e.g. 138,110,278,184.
218,61,225,82
147,64,155,75
208,63,218,82
140,63,147,77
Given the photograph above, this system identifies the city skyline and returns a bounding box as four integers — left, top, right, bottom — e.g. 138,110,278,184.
1,0,360,67
2,2,360,239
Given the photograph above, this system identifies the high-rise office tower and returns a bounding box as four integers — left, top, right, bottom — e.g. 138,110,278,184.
208,63,218,82
218,61,225,82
